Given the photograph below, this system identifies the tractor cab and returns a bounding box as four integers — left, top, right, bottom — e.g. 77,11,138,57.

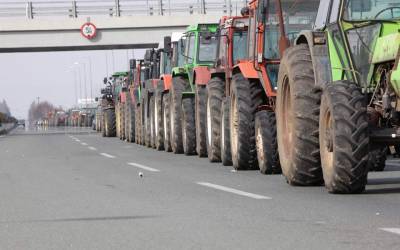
239,0,319,97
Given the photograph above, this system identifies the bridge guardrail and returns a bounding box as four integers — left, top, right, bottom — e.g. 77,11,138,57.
0,0,248,19
0,123,17,135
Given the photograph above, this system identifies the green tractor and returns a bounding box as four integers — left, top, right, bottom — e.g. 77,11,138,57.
276,0,400,193
167,23,218,155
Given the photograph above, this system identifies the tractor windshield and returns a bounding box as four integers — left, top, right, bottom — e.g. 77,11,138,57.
344,0,400,21
232,31,248,63
198,33,218,63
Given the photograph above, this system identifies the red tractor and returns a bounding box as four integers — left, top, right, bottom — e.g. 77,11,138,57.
205,15,249,165
217,0,318,173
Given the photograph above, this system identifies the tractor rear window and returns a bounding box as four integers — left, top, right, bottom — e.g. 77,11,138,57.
263,0,319,59
198,34,218,63
344,0,400,21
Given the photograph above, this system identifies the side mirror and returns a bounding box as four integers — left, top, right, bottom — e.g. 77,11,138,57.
130,59,136,70
164,36,172,54
103,77,107,85
241,6,250,17
351,0,372,12
101,88,106,94
95,97,99,102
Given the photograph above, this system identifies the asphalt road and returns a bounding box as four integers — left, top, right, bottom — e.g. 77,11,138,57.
1,126,400,250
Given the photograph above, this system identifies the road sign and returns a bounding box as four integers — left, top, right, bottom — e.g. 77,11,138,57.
80,22,97,40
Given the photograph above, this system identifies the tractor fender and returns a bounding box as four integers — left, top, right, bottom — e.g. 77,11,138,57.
235,61,258,79
295,30,332,88
161,74,173,91
193,66,211,85
210,68,226,80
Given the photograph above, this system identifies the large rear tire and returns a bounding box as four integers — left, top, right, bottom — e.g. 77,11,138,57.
163,92,172,152
230,73,263,170
195,85,207,157
276,44,323,186
320,81,369,194
170,76,187,154
255,110,281,174
221,97,232,166
206,77,224,162
182,97,196,155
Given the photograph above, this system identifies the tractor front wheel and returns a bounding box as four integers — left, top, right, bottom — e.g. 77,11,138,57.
221,97,232,166
319,81,369,194
255,110,281,174
163,93,172,152
170,76,187,154
104,108,116,137
154,82,165,150
182,97,196,155
206,77,224,162
230,73,263,170
195,85,208,157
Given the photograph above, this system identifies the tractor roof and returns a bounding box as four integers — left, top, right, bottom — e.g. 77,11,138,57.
185,23,218,33
112,72,128,77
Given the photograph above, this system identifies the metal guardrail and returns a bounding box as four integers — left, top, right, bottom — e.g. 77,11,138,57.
0,0,248,19
0,123,17,135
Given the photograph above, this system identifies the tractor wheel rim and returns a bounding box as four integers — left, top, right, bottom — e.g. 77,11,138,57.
155,99,159,136
170,97,175,140
256,125,264,168
231,93,238,160
163,101,168,140
321,107,334,173
221,104,225,156
281,77,293,161
207,97,212,147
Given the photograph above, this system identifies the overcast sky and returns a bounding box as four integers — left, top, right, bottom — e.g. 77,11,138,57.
0,49,141,119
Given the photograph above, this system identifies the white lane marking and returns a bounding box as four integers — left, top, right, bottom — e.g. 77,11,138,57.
380,228,400,236
100,153,115,159
81,142,88,146
127,162,160,172
196,182,272,200
75,139,81,142
0,136,4,138
88,146,97,151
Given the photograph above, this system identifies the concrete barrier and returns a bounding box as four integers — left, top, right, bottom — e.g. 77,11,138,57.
0,123,17,135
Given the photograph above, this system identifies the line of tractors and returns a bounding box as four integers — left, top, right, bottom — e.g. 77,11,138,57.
95,0,400,194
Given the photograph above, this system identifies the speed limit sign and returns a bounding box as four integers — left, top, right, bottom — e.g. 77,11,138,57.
80,22,97,40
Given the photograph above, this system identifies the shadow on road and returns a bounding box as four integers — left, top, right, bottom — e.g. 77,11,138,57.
364,176,400,194
363,187,400,194
0,215,159,224
368,177,400,185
